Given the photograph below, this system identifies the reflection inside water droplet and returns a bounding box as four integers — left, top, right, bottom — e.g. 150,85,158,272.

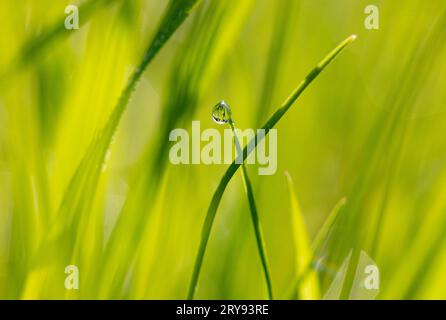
212,100,232,124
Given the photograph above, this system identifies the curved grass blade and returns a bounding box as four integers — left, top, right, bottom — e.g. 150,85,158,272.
187,34,357,299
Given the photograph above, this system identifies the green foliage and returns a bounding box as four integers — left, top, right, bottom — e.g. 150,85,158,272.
1,0,446,299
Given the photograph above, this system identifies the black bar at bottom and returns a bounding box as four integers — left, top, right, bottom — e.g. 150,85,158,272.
0,300,441,318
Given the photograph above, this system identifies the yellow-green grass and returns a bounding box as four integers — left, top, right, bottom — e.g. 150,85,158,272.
1,0,446,299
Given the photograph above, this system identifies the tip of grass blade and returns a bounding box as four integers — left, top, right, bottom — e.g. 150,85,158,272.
317,34,357,69
343,34,357,48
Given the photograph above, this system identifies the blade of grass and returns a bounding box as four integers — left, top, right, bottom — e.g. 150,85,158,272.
284,172,319,299
187,34,357,299
282,194,346,299
240,165,274,299
230,120,273,299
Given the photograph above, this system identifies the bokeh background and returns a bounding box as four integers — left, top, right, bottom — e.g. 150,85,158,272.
1,0,446,299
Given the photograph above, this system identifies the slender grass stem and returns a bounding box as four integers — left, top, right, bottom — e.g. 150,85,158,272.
187,35,357,300
229,120,274,299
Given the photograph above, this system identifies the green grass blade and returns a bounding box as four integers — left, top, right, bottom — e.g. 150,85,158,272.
240,165,274,299
231,121,274,299
285,172,319,299
282,196,346,299
187,34,356,300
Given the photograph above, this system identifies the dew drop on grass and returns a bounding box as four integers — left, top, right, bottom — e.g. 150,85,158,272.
212,100,232,124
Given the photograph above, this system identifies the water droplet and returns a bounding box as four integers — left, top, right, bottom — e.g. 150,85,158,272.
212,100,232,124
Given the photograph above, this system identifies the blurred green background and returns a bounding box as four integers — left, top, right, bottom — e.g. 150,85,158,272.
0,0,446,299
